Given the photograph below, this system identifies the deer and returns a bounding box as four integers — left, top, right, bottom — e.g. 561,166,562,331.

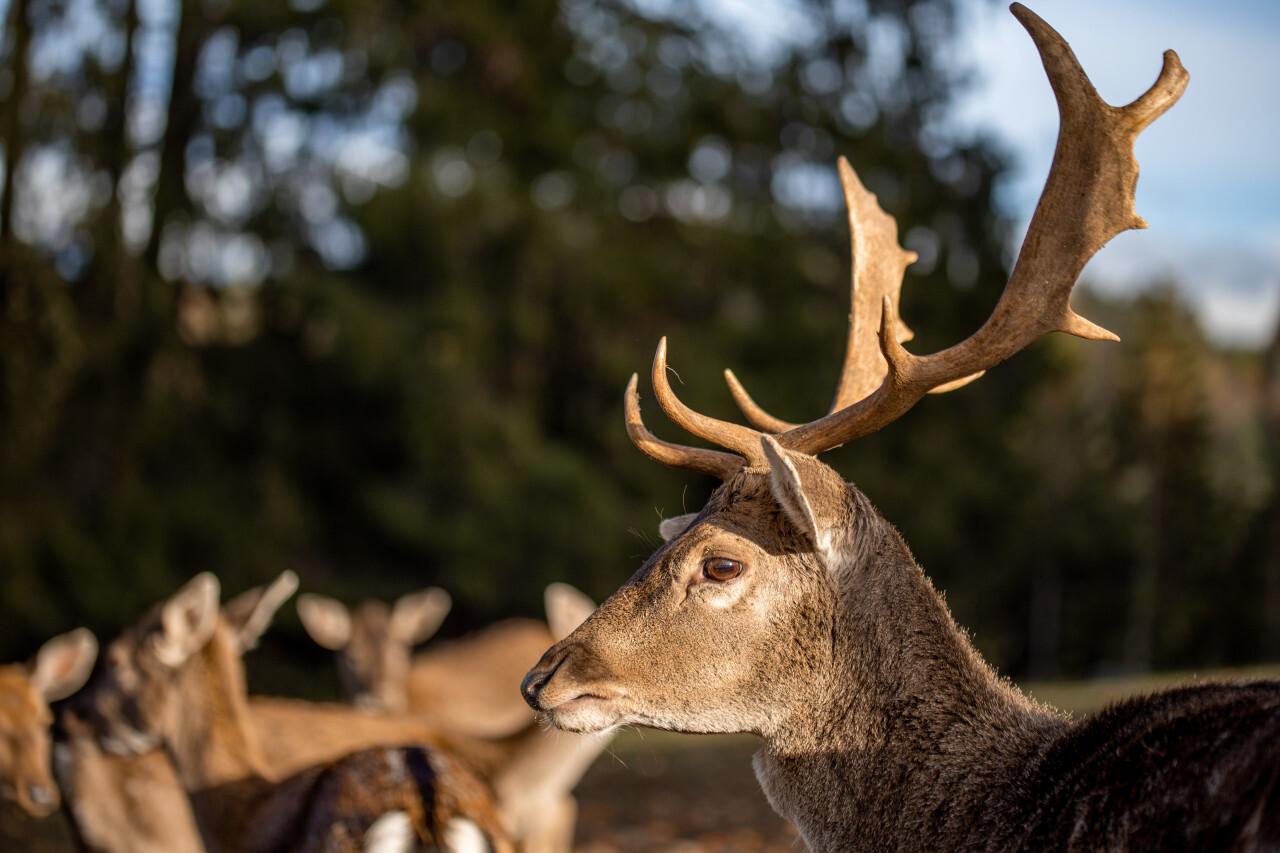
0,628,97,820
291,583,608,853
296,585,590,739
53,712,206,853
522,5,1280,851
73,571,514,853
49,570,303,853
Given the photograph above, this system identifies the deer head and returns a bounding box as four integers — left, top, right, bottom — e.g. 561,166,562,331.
79,571,298,791
0,628,97,817
523,2,1187,746
81,573,223,763
297,587,452,712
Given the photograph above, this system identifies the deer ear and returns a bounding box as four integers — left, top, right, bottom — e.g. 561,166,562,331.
391,588,452,646
761,436,850,566
224,571,299,654
297,594,352,651
29,628,98,702
544,583,597,640
152,573,221,668
659,513,698,542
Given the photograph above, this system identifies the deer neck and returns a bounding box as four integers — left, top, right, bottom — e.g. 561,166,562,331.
757,501,1068,851
166,627,270,793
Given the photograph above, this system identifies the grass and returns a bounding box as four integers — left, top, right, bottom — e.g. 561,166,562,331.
1021,663,1280,717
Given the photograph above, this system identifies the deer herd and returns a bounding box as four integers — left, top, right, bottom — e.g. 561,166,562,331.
2,4,1277,852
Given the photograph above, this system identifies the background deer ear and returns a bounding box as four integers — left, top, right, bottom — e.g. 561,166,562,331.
544,583,597,640
152,573,221,668
761,436,850,566
390,588,452,646
659,513,698,542
29,627,97,702
297,594,352,650
223,570,299,654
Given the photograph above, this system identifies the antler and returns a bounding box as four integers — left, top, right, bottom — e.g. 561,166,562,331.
725,156,926,434
625,338,768,478
776,3,1186,455
626,3,1187,476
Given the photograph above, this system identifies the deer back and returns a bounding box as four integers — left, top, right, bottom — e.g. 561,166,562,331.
404,618,555,739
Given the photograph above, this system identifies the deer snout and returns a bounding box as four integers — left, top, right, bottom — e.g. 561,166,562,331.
19,780,60,818
521,640,628,733
521,643,569,711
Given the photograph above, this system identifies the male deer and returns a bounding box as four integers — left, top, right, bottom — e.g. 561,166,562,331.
524,5,1280,851
293,584,608,853
0,628,96,819
75,572,513,853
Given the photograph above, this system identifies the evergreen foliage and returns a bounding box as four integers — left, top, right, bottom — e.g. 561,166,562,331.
0,0,1274,682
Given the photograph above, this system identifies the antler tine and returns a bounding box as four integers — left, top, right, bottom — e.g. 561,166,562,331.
649,337,768,470
778,3,1187,457
724,157,923,435
625,374,744,480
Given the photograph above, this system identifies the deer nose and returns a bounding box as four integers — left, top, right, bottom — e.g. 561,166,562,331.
24,782,59,816
521,644,569,710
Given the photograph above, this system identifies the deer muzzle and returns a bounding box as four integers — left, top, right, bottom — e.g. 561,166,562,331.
521,641,627,733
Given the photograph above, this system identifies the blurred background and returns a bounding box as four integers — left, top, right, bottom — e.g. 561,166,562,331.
1,0,1278,709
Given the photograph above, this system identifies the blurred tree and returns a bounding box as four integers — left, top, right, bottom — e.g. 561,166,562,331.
0,0,1272,687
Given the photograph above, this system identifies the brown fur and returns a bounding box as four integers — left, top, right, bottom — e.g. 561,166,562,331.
524,452,1280,851
0,629,96,818
297,585,606,853
73,574,513,853
53,712,205,853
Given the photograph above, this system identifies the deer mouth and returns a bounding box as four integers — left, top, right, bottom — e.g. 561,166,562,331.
540,690,627,733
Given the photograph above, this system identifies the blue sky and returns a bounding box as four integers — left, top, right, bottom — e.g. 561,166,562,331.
951,0,1280,347
694,0,1280,346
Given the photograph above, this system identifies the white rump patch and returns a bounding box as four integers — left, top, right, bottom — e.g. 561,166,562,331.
363,811,413,853
443,817,489,853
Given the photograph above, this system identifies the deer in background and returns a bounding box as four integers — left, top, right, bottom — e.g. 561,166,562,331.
74,572,513,853
524,5,1280,850
51,569,304,853
296,583,608,853
0,628,96,820
297,586,583,739
54,713,205,853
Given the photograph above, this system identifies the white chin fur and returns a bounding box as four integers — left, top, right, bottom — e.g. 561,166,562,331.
544,698,626,734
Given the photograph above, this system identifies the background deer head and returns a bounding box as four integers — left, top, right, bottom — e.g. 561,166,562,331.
297,587,452,712
0,628,96,817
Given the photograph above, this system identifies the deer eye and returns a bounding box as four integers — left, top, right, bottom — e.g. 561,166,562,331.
702,558,743,582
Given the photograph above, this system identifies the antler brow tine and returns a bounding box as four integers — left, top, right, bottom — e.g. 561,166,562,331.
649,338,767,469
624,374,744,480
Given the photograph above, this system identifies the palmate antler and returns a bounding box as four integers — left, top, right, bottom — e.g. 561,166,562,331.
626,3,1188,478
